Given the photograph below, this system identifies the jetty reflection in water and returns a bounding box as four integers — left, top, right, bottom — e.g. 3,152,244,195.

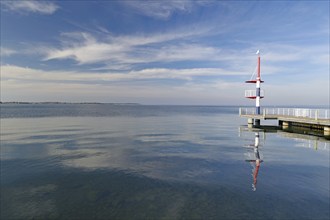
278,130,330,151
239,125,330,192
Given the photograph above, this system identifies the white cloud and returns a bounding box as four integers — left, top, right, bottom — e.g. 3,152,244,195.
42,29,328,75
122,1,196,19
1,64,328,105
43,29,213,65
1,78,233,104
2,1,59,15
153,44,220,62
0,65,247,83
0,64,246,104
0,47,17,56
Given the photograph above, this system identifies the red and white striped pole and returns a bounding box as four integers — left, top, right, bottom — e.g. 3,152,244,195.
255,50,261,126
256,50,261,115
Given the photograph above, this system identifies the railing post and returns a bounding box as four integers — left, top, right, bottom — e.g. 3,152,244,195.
263,108,266,117
315,109,318,120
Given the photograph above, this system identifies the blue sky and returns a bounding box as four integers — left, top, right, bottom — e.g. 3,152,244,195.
1,0,329,105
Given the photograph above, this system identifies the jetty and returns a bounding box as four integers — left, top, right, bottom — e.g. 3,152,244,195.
239,107,330,136
239,50,330,137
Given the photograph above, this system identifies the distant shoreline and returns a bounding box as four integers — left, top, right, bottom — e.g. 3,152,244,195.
0,102,140,105
0,102,328,109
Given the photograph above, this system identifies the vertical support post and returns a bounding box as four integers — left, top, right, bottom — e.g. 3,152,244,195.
324,126,330,137
256,53,261,115
255,119,260,127
282,121,290,130
248,118,254,128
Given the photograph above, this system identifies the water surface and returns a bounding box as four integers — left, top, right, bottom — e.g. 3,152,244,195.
1,104,329,219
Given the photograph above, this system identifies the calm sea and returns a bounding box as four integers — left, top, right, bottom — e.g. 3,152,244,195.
1,104,329,219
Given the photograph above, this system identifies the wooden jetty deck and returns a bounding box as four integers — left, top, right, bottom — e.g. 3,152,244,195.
239,108,330,135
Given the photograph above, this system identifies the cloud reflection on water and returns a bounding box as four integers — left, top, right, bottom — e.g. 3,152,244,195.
1,116,246,184
1,111,330,220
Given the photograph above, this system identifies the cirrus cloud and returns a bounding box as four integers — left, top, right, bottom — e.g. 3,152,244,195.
0,47,17,57
122,0,201,19
1,0,59,15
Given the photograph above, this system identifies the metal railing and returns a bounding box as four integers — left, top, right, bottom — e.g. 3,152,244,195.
244,90,264,98
239,107,330,120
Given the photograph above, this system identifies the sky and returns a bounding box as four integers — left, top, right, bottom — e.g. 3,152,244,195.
0,0,329,105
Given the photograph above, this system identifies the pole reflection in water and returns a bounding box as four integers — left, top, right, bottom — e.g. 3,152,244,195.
245,132,264,191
